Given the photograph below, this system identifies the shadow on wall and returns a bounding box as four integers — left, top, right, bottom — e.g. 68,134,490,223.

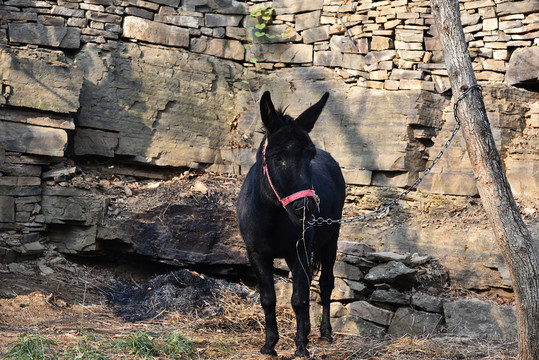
72,41,245,169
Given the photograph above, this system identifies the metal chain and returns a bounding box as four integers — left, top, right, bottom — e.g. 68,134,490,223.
309,84,483,226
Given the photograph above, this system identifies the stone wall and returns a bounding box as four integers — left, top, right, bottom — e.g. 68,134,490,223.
0,0,538,296
275,243,517,340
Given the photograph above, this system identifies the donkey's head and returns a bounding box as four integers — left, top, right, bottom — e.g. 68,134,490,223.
259,91,329,224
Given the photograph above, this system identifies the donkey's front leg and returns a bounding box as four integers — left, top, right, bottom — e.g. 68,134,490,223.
288,255,312,358
318,239,338,342
252,256,279,356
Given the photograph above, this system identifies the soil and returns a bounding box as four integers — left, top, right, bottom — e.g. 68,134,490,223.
0,259,518,359
1,169,536,359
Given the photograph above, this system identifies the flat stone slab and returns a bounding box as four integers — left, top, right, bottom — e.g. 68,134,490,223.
347,300,394,326
0,122,67,157
245,43,313,63
9,23,80,48
388,307,443,336
0,47,83,113
444,299,517,341
331,315,387,337
505,47,539,86
191,36,244,61
364,261,418,289
123,16,189,48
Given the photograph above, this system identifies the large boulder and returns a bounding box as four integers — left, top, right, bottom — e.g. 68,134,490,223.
444,299,517,341
505,47,539,86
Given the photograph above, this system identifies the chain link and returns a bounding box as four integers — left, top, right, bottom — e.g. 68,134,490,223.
309,84,483,226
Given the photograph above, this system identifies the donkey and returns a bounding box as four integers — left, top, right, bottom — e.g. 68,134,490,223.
237,91,345,357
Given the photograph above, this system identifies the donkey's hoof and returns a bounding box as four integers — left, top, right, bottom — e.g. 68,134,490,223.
319,334,333,343
294,345,310,358
260,345,277,356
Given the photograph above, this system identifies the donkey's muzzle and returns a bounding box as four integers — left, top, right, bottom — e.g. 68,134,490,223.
287,195,318,224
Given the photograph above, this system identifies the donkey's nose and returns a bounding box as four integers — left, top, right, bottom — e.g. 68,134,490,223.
290,198,314,219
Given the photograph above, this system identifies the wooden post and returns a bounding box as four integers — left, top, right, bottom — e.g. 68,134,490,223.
430,0,539,359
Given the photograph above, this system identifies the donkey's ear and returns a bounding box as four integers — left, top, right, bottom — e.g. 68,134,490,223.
296,92,329,132
260,91,282,133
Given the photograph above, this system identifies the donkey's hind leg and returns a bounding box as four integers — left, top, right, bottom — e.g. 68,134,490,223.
318,235,338,343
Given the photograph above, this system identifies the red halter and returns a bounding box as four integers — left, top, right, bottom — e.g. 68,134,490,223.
262,138,319,208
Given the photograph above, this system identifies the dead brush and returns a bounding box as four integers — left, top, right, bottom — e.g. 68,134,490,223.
339,336,517,360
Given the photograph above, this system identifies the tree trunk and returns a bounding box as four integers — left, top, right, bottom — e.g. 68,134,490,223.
430,1,539,359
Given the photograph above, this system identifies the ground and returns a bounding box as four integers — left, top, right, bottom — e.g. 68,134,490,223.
0,262,518,359
1,170,536,359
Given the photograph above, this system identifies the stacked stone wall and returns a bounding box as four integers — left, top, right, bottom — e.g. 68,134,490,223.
0,0,538,299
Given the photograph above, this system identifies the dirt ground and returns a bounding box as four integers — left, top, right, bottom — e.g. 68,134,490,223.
0,261,519,359
1,170,536,359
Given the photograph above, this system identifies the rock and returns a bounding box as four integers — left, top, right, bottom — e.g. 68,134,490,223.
314,50,343,67
187,0,247,14
364,261,418,289
274,278,293,306
9,23,80,48
42,167,77,181
123,16,189,48
344,279,371,296
273,0,324,14
341,169,372,185
75,42,242,168
419,172,479,196
332,277,366,301
0,122,67,157
505,47,539,86
444,299,517,341
245,43,313,63
496,1,539,15
370,288,411,306
395,29,424,42
295,10,321,31
73,128,119,158
409,254,432,266
204,13,243,27
8,263,35,276
346,300,394,326
38,264,55,275
0,47,83,113
0,196,15,222
121,203,248,268
49,224,98,253
338,241,375,257
302,25,330,44
388,307,443,336
154,13,202,28
330,36,369,54
330,302,349,317
411,292,445,313
41,186,106,226
334,260,363,281
367,251,410,263
20,241,46,255
190,36,244,60
331,315,386,337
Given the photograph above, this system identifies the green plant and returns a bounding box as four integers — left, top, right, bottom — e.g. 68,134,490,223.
248,7,276,40
162,331,199,359
214,338,233,356
64,330,108,360
114,331,159,358
5,333,57,360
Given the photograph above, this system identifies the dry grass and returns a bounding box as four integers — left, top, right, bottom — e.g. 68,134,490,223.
0,284,518,359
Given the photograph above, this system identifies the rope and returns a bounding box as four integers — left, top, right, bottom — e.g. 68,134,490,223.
309,84,483,226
